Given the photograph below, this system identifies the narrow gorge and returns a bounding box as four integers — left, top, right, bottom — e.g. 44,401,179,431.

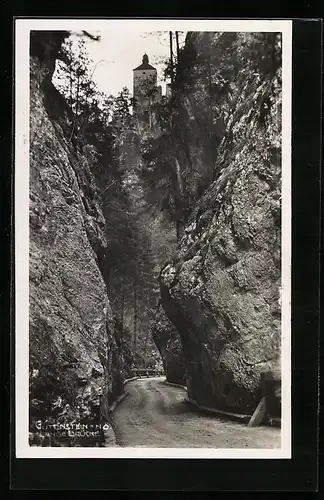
28,29,282,448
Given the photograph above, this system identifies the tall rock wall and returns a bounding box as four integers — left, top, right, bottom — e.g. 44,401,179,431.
151,305,186,385
160,34,282,415
29,32,125,446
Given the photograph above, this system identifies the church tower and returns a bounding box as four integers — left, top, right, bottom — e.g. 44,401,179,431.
133,54,161,128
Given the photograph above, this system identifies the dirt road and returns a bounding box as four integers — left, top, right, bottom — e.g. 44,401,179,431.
112,377,281,448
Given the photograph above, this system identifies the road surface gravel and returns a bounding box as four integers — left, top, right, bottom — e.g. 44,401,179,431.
112,377,281,448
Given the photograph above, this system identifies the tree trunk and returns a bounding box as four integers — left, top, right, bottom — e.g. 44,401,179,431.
143,288,151,358
69,73,80,141
149,100,152,130
69,71,73,104
143,329,149,361
75,74,80,117
175,157,184,197
169,31,174,88
121,281,125,329
133,282,138,356
175,31,180,62
208,50,212,97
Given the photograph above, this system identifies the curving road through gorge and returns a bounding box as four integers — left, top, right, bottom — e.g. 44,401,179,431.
112,377,280,448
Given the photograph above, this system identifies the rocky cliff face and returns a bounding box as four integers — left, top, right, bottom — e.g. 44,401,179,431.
151,305,186,385
160,37,282,415
29,32,126,446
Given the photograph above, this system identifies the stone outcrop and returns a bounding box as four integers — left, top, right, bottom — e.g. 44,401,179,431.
151,305,186,385
160,36,282,416
28,32,127,446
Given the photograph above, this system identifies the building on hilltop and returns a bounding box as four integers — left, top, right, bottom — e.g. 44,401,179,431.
133,53,162,131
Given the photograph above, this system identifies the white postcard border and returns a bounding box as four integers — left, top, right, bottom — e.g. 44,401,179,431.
15,18,292,459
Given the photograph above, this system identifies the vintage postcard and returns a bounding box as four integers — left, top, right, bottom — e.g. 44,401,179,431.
15,18,292,459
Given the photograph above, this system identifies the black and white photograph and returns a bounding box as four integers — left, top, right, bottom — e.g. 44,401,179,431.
15,19,292,458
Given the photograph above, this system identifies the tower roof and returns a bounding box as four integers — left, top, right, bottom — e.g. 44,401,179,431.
133,53,156,71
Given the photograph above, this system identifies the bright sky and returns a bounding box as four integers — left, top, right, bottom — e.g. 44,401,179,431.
57,30,186,98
